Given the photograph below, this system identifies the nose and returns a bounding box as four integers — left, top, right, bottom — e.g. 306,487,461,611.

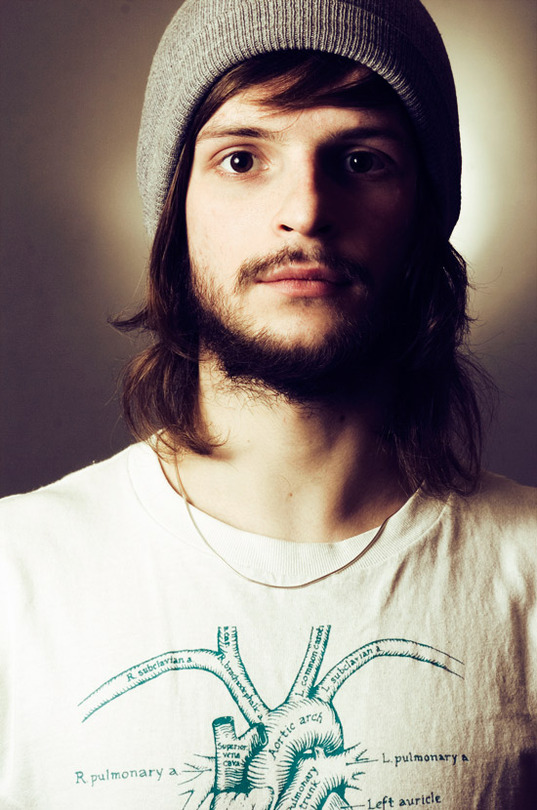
272,159,335,239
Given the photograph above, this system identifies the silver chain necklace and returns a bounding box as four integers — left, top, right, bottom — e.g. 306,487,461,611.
169,461,392,590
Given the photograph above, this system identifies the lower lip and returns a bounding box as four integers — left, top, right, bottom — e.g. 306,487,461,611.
260,279,346,298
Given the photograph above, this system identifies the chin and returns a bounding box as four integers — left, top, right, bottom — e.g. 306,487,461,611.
202,315,387,402
190,273,392,399
256,328,344,353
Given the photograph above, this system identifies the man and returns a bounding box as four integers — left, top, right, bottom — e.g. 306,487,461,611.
0,1,535,808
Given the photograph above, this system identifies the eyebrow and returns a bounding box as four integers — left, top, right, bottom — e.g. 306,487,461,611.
196,125,283,143
196,124,408,145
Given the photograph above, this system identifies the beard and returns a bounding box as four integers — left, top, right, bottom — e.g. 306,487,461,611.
187,246,396,403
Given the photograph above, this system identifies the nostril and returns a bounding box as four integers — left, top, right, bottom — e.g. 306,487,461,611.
278,221,332,235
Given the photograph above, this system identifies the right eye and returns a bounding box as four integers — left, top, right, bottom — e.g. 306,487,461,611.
219,151,256,174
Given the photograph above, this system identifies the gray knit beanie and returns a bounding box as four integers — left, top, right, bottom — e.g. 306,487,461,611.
138,0,461,239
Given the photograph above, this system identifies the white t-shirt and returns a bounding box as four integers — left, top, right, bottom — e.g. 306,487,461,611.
0,443,536,809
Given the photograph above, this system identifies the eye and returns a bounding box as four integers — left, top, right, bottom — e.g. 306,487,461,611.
220,151,256,174
344,151,386,174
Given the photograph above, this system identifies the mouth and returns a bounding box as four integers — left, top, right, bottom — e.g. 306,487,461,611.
257,264,351,298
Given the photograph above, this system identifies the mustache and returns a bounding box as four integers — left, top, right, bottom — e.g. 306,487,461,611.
235,247,373,289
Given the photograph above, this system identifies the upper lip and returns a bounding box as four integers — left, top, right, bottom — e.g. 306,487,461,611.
258,264,349,284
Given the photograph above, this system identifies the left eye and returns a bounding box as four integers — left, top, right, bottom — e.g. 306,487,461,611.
220,151,256,173
344,151,385,174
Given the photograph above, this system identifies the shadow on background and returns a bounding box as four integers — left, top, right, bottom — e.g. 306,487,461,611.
1,0,536,496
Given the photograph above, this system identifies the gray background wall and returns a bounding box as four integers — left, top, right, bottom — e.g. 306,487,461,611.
1,0,536,497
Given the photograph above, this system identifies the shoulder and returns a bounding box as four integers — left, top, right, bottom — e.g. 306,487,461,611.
459,471,536,523
445,472,536,563
0,443,169,606
0,444,138,537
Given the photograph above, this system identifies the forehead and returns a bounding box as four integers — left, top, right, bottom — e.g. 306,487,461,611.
196,75,414,145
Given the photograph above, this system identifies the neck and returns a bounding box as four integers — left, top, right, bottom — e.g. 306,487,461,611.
161,358,408,543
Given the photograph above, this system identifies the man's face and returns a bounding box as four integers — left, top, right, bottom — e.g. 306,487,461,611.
185,73,419,395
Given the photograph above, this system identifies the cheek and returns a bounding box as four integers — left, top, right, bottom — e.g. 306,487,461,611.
186,184,264,273
186,191,230,272
341,183,417,284
186,187,252,296
365,182,417,248
186,186,214,253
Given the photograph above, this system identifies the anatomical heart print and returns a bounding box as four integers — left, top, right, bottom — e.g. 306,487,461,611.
80,626,463,809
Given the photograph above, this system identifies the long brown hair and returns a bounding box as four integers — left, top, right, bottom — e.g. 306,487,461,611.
114,51,492,495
